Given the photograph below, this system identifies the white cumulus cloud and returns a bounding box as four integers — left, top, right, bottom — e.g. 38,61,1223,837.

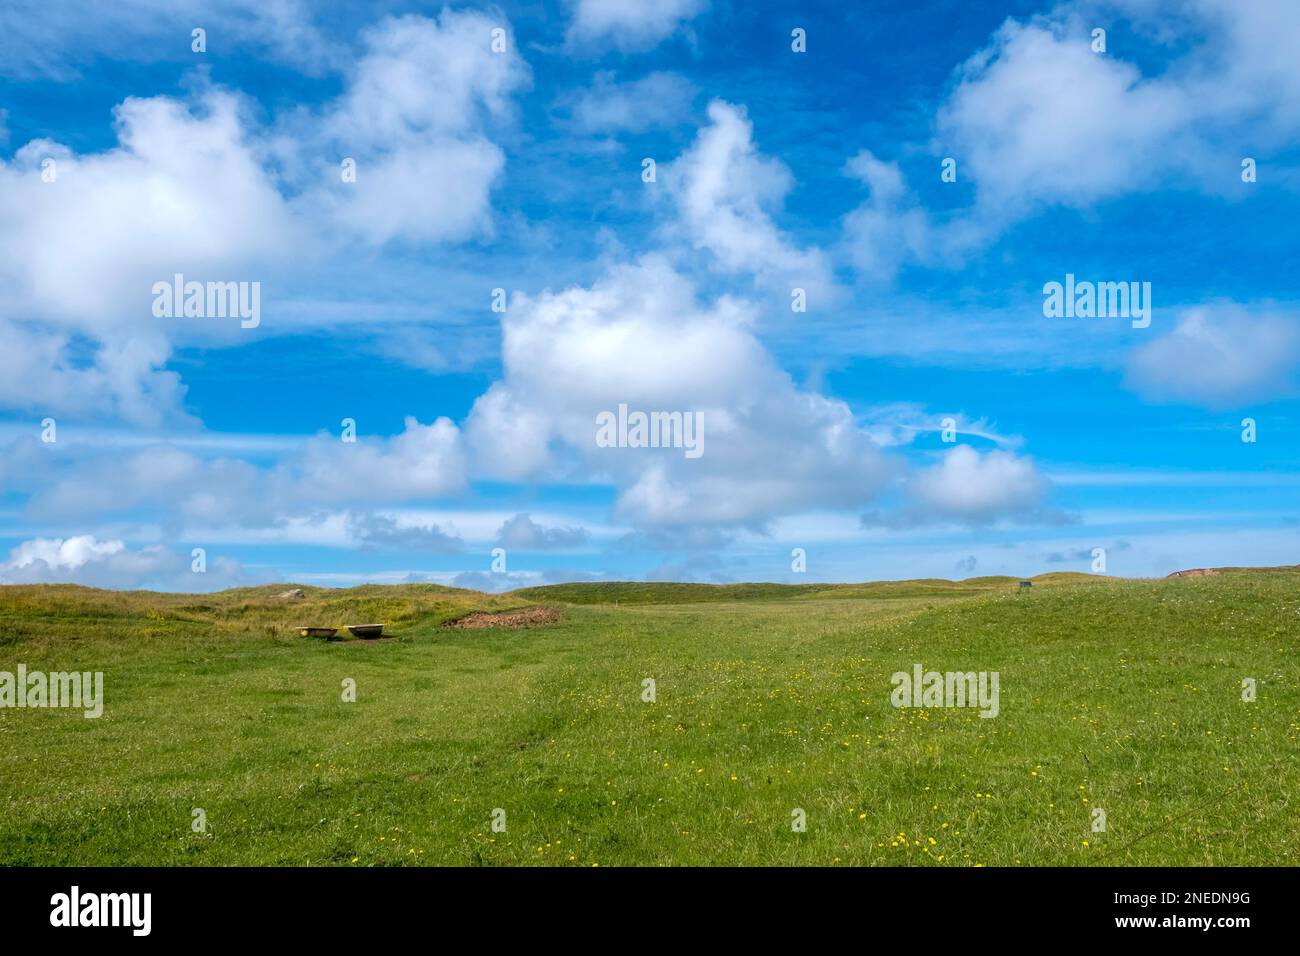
1125,306,1300,407
664,100,835,299
466,256,896,527
0,534,256,590
565,0,705,52
314,12,530,246
864,445,1052,527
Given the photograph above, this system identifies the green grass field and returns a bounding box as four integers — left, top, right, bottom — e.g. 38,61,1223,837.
1,570,1296,866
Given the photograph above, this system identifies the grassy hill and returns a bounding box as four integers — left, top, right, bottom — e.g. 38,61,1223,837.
1,570,1296,865
0,582,527,648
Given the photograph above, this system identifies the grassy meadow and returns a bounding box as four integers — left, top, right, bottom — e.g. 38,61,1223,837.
0,570,1296,866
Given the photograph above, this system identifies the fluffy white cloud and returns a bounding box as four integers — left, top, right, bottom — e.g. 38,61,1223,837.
841,150,986,280
664,100,834,298
0,13,529,425
315,12,529,246
294,416,467,503
1125,306,1300,407
1116,0,1300,132
876,445,1051,526
0,534,256,590
565,0,705,52
949,0,1300,207
327,14,524,142
0,89,302,424
847,0,1300,276
0,91,300,327
466,256,896,527
0,12,528,309
0,323,188,426
332,139,505,245
5,534,124,570
937,16,1190,213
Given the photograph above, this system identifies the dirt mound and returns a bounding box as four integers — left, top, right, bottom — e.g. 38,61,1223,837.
444,606,562,629
1167,568,1220,578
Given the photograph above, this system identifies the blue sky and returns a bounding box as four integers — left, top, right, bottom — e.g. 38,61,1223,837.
0,0,1297,591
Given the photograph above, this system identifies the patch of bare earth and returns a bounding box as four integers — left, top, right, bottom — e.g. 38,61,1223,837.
444,606,562,629
1167,568,1220,578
